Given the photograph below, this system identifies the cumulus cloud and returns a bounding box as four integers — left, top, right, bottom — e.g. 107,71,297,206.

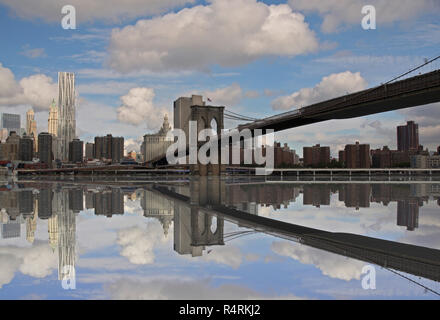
272,241,364,281
201,83,243,106
271,71,368,110
0,63,57,111
0,0,195,24
202,246,243,269
288,0,440,33
20,45,47,59
108,0,319,72
0,242,58,288
116,223,168,265
116,87,169,130
105,278,303,300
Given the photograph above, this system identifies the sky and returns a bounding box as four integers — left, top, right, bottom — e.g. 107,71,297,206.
0,0,439,156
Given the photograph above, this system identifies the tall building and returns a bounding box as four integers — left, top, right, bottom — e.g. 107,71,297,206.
143,114,173,162
38,132,53,167
344,141,371,168
19,134,34,161
94,134,124,163
57,72,76,161
85,142,94,159
68,139,83,163
48,99,58,137
1,113,21,136
397,121,419,152
0,131,20,161
26,109,38,151
111,137,124,164
303,144,330,167
174,95,205,143
57,190,76,284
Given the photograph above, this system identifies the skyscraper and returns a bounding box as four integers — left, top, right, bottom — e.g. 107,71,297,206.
397,121,419,152
38,132,53,167
1,113,21,136
26,109,37,151
48,99,58,137
94,134,124,163
57,72,76,161
68,139,83,163
19,134,34,161
174,95,205,143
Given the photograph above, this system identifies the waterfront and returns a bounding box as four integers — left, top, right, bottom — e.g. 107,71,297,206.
0,177,439,299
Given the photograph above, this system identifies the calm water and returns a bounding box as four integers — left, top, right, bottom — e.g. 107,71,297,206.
0,176,439,300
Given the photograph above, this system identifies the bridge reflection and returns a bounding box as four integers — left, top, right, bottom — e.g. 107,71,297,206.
1,179,440,283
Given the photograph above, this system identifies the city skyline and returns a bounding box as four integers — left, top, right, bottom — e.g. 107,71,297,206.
0,1,439,158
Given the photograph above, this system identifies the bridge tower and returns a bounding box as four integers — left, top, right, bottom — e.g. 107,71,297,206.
190,105,224,176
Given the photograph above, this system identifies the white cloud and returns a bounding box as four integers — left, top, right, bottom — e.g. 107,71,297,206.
77,81,137,95
116,223,168,265
116,87,169,130
105,278,303,300
272,241,364,281
288,0,440,33
108,0,319,72
0,0,195,24
0,243,58,288
0,63,57,111
20,45,47,59
202,246,243,269
271,71,367,110
201,83,243,106
19,74,58,110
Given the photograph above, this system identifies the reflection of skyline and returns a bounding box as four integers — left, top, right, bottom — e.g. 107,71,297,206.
0,180,439,287
1,182,440,243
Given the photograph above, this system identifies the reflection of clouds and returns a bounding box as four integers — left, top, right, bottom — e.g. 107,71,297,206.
117,221,168,265
271,241,364,281
105,278,303,300
202,246,242,269
0,242,57,288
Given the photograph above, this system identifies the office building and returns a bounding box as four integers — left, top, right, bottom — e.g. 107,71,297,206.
174,95,204,143
85,142,94,159
143,114,173,162
397,121,419,152
0,131,20,161
19,134,34,161
38,132,53,167
68,139,83,163
48,99,58,137
26,109,38,151
57,72,76,161
1,113,21,136
94,134,124,163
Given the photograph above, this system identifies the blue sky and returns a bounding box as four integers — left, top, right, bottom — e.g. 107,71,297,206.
0,0,439,156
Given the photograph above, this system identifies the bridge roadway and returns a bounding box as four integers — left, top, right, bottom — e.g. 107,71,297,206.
238,69,440,132
150,69,440,166
150,184,440,283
